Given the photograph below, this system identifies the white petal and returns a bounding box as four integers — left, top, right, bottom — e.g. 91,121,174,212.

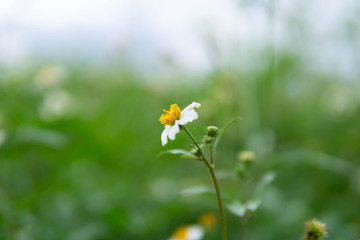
178,110,198,125
168,122,180,140
187,225,204,240
181,102,201,114
161,125,172,146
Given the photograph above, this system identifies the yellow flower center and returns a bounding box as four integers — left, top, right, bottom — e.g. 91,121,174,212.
171,226,188,240
159,104,181,126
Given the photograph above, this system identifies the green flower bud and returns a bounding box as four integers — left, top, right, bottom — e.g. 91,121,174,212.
303,219,329,240
191,148,202,158
203,136,213,144
238,151,255,163
206,126,219,137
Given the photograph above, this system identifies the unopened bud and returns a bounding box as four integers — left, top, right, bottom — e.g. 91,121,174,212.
191,148,202,158
206,126,219,137
238,151,255,163
203,136,213,144
303,219,328,240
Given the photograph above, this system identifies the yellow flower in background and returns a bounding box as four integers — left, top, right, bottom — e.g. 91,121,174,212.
169,225,204,240
159,102,201,146
199,213,217,228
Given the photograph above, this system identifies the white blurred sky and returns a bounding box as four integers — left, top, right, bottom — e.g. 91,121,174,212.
0,0,359,78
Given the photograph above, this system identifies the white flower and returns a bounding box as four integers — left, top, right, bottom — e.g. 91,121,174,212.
159,102,201,146
169,225,204,240
39,90,72,121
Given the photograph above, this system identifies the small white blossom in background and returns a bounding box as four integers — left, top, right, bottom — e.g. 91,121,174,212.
169,225,204,240
238,150,255,163
159,102,201,146
39,90,72,122
33,65,68,91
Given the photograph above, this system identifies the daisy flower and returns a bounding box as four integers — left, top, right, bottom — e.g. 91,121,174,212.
169,225,204,240
159,102,201,146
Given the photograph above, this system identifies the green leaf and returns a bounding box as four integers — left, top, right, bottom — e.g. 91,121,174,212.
226,199,261,218
260,172,276,186
255,172,276,196
214,117,242,150
246,199,261,211
180,155,199,160
16,126,68,149
179,186,215,197
227,201,246,217
156,149,198,160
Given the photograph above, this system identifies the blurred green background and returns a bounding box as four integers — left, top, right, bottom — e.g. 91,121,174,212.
1,53,360,239
1,0,360,239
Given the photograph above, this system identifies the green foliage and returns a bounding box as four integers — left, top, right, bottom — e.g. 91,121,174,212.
0,52,359,240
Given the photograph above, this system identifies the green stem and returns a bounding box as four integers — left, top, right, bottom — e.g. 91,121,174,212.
209,166,228,240
183,127,227,240
240,214,248,240
209,145,214,167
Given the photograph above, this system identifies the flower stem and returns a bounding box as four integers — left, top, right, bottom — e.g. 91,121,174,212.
209,145,214,167
209,166,228,240
183,127,227,240
183,127,210,168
